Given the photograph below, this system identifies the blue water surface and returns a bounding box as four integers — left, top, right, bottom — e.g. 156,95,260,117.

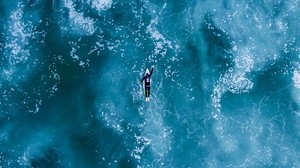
1,0,300,167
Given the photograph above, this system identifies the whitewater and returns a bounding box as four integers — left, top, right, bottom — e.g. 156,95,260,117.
1,0,300,167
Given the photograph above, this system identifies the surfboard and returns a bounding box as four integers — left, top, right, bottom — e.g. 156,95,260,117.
142,79,146,96
142,69,150,101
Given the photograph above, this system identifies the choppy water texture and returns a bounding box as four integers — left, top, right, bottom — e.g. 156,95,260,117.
1,0,300,167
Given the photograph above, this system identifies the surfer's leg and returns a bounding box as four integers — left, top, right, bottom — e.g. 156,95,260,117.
146,86,150,97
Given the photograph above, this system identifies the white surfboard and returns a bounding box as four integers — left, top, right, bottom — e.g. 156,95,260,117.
143,68,150,101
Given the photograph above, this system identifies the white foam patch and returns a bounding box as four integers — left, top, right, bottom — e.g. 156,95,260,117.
143,109,172,158
17,149,31,166
68,40,90,67
45,55,62,99
98,102,124,134
291,68,300,142
211,73,253,116
90,0,112,11
131,135,151,161
234,48,254,73
293,70,300,89
220,73,253,94
28,99,42,114
64,0,96,35
0,1,49,100
210,46,256,121
146,18,174,62
2,3,31,82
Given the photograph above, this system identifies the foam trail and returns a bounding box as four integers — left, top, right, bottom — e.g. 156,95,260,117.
134,93,172,166
2,3,31,83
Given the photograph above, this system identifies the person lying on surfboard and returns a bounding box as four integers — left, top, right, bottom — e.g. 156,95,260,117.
141,66,154,101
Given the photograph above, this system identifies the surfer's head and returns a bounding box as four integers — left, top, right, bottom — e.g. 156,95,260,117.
145,68,150,75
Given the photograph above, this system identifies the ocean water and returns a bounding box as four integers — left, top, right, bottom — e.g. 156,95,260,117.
1,0,300,167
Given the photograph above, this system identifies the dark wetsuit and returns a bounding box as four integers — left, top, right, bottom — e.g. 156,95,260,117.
141,68,154,98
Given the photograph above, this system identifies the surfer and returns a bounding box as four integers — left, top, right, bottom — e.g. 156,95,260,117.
141,66,154,101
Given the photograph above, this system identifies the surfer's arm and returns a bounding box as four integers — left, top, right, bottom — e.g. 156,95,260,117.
140,76,146,82
149,67,154,76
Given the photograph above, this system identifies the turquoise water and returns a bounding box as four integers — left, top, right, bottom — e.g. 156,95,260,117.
1,0,300,167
